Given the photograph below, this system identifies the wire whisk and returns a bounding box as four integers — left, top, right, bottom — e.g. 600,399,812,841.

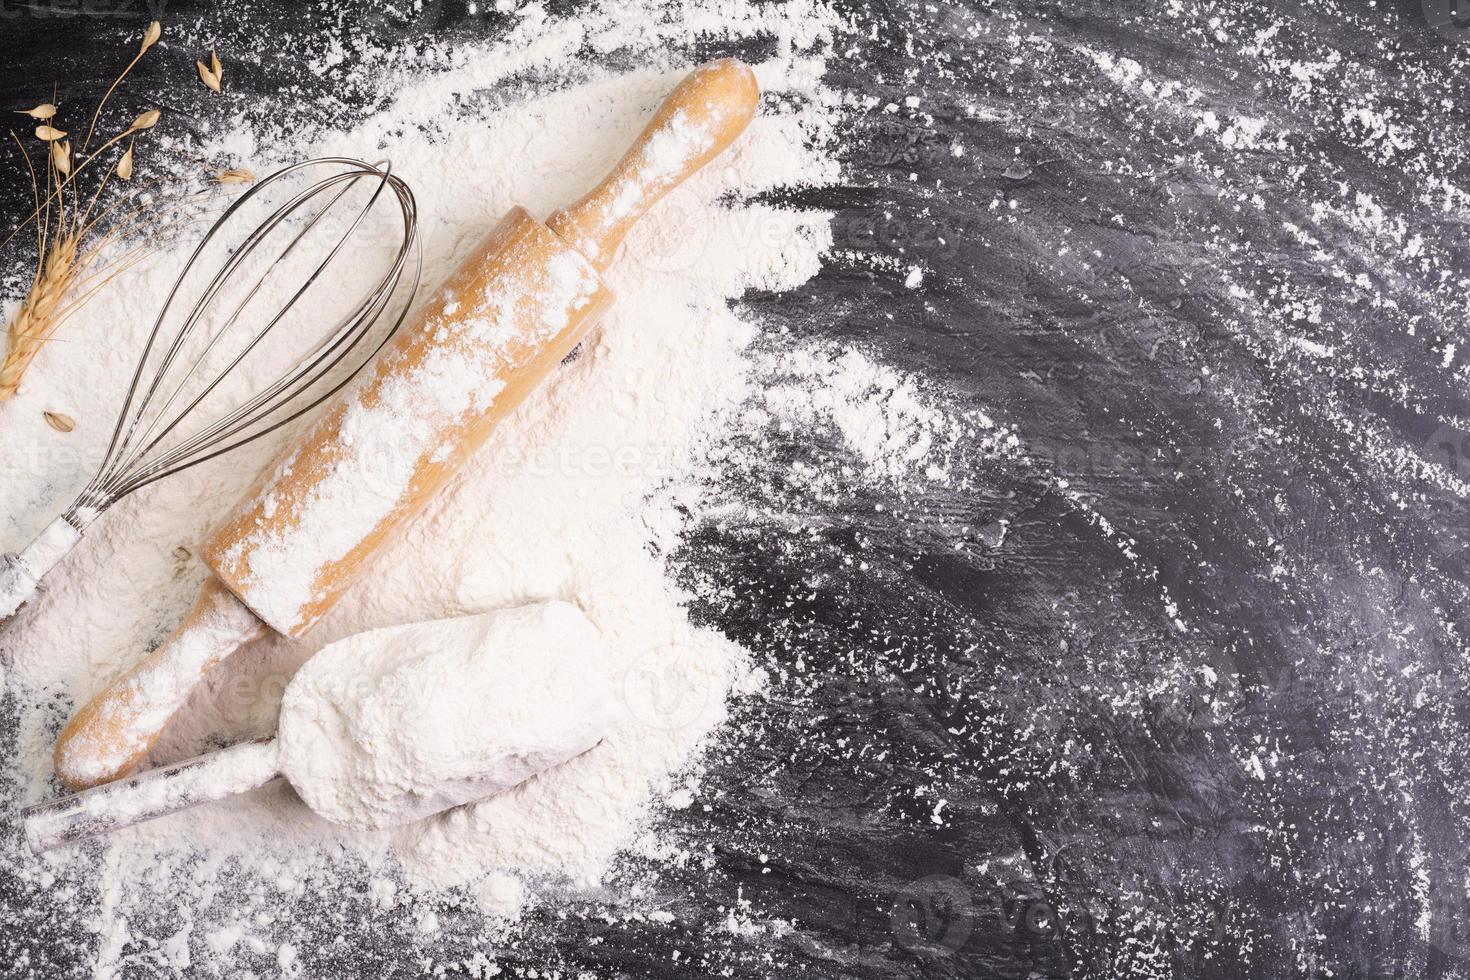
1,156,421,623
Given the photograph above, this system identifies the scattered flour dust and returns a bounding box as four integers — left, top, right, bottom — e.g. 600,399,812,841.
0,0,962,969
761,345,968,483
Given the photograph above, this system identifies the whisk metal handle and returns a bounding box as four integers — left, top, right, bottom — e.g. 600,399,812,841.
0,516,85,623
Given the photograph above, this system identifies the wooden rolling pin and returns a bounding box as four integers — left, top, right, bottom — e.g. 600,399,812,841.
54,59,760,792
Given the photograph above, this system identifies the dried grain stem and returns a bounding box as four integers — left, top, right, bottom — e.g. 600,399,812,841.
0,234,77,398
0,20,170,400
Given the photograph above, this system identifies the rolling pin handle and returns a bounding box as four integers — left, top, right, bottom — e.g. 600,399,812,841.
53,577,268,791
546,58,760,270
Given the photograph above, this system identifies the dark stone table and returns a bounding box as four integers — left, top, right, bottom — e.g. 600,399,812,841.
4,1,1469,977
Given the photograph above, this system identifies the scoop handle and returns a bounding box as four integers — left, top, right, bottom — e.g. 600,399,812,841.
25,740,281,854
53,577,267,791
546,58,760,270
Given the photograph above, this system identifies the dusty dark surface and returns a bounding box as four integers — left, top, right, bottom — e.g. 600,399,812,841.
6,0,1470,977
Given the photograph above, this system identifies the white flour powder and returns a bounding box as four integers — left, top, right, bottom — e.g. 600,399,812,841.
54,585,267,790
278,601,613,831
218,239,603,636
0,0,884,965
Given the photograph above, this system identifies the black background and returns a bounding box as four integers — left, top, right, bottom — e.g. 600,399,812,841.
5,1,1470,977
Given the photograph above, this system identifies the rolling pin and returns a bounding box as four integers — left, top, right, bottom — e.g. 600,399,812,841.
54,59,760,792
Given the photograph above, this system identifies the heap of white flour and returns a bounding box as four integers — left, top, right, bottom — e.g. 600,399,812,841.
0,0,866,963
278,601,614,831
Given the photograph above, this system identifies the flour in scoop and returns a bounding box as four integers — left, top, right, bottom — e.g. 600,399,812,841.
277,601,612,831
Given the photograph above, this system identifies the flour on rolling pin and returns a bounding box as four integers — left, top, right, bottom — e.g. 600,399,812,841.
53,590,267,789
548,63,745,267
213,237,607,635
589,110,717,257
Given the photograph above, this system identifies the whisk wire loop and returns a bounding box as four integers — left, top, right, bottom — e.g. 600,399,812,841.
68,156,421,519
114,165,397,482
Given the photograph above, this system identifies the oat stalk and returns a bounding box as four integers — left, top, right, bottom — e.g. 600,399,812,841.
0,21,164,401
0,236,77,399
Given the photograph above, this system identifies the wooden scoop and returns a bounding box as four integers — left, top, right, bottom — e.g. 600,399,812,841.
54,59,760,791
